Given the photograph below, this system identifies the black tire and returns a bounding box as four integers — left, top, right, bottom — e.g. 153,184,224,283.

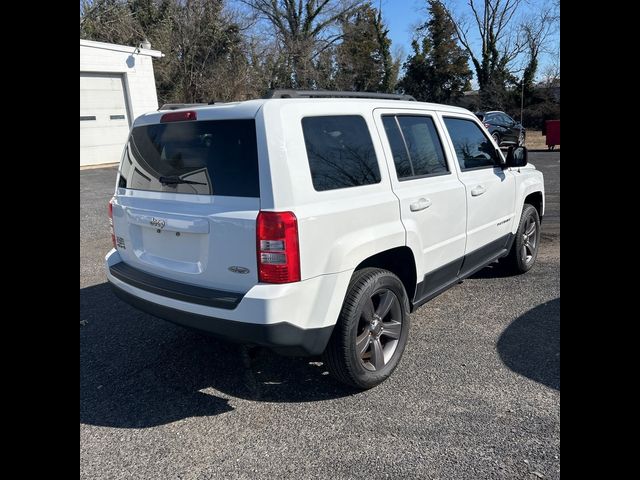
323,268,410,389
503,204,541,273
492,132,501,146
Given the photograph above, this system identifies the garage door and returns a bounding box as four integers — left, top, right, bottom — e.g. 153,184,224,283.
80,73,130,166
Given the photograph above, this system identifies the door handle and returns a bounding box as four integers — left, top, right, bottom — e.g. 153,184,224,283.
471,185,487,196
410,198,432,212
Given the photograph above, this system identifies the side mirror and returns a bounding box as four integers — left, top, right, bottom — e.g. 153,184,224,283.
505,146,528,168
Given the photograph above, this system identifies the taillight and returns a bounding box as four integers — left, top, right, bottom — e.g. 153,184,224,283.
256,211,300,283
108,198,116,248
160,110,197,123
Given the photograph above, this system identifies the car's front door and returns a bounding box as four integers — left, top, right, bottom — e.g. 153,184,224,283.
440,114,516,276
374,109,467,302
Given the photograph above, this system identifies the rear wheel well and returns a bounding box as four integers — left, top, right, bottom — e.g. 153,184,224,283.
354,247,417,302
524,191,543,220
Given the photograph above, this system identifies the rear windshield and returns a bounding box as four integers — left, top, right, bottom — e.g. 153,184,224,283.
118,119,259,197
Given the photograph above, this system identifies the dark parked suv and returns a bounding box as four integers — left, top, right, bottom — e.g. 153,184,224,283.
475,111,525,147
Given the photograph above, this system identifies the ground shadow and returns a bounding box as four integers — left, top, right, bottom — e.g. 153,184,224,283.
469,260,519,279
80,283,357,429
497,298,560,390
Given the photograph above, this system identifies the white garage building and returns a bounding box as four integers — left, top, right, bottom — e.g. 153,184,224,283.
80,39,163,166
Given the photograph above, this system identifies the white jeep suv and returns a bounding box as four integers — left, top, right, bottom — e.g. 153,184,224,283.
105,90,544,389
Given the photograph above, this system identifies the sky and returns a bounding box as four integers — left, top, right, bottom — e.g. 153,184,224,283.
380,0,425,59
379,0,560,85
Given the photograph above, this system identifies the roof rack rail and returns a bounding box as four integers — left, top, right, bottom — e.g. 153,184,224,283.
158,103,207,111
264,89,416,101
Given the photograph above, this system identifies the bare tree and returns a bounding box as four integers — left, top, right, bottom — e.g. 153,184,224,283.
531,0,559,86
80,0,145,45
540,62,559,88
440,0,526,107
239,0,364,88
520,5,557,103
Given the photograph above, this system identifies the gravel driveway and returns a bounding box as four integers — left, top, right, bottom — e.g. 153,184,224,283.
80,152,560,479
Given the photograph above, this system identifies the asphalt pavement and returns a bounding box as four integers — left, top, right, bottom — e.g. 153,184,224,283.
80,152,560,479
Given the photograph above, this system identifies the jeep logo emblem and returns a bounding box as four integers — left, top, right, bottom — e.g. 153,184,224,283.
150,218,166,229
228,266,250,274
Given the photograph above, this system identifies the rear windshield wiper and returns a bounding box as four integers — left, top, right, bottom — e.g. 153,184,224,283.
159,175,206,186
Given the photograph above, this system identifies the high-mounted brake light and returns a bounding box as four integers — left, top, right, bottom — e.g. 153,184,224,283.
108,197,116,248
256,211,300,283
160,110,197,123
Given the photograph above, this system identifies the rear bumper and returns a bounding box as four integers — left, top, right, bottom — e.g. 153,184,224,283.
104,249,352,356
109,283,333,355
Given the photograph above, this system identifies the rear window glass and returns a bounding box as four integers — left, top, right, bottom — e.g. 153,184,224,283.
301,115,381,191
119,119,259,197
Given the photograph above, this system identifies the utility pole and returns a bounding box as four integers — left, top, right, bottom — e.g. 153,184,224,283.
520,77,525,126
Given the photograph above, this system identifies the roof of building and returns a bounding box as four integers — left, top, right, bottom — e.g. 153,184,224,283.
80,38,163,58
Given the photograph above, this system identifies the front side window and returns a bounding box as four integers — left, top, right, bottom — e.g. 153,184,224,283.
382,115,448,180
443,117,502,171
302,115,381,191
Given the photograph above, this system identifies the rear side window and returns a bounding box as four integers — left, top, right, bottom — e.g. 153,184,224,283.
382,115,448,180
119,119,259,197
499,113,514,124
443,117,501,171
301,116,381,191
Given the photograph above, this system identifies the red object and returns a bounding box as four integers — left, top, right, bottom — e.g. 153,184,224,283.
108,198,116,248
256,211,301,283
160,110,197,123
545,120,560,149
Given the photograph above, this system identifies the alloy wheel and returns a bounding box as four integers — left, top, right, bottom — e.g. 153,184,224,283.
521,216,538,263
356,289,403,371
